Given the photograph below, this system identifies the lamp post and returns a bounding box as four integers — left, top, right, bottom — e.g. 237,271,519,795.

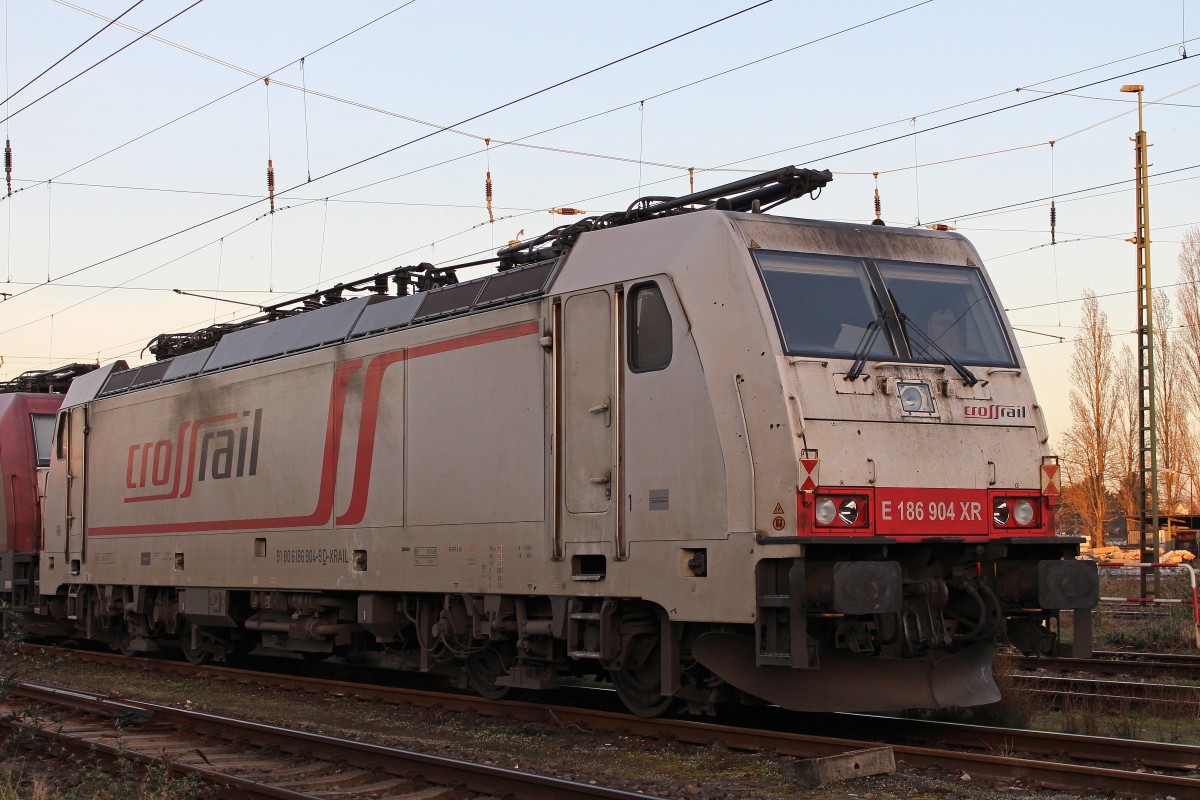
1121,83,1161,597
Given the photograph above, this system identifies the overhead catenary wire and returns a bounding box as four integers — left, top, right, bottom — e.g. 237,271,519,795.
9,3,1182,213
0,0,147,109
1182,0,1189,57
12,157,1193,361
264,164,1200,330
0,0,206,126
265,75,275,291
44,0,926,184
281,45,1200,232
11,80,1181,212
20,1,1195,216
22,1,420,191
4,14,1195,371
710,56,1188,184
18,206,1200,371
5,152,1194,373
0,209,268,338
300,57,312,183
212,238,222,324
0,0,777,310
0,3,788,345
924,163,1200,227
44,180,50,282
910,117,920,225
8,0,938,213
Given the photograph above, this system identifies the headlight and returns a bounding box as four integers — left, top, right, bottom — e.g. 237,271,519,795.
815,497,837,525
993,496,1039,528
838,497,860,525
896,381,936,415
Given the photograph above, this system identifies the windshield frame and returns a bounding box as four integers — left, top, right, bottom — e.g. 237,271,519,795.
753,249,1017,368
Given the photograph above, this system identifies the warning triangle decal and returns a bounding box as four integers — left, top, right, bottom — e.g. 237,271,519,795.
1041,463,1060,496
799,458,819,492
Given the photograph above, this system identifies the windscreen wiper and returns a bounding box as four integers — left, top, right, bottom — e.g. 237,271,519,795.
844,320,881,382
897,291,979,388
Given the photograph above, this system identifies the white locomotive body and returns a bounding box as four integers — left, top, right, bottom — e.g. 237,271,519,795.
33,169,1096,714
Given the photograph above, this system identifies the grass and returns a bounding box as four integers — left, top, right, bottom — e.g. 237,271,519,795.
1012,568,1200,742
0,754,210,800
1,607,211,800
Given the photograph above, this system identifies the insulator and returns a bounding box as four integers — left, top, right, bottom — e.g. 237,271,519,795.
872,171,881,222
267,159,276,214
1050,201,1057,245
4,139,10,198
925,223,955,231
550,208,585,216
485,170,494,223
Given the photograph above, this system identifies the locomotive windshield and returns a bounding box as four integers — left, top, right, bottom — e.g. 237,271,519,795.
755,250,1015,366
876,260,1014,366
754,252,897,359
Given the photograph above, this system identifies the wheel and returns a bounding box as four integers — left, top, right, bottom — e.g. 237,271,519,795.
463,643,515,700
178,621,212,665
610,634,674,717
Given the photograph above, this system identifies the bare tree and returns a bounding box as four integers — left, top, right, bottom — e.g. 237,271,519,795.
1153,291,1194,514
1060,290,1119,547
1109,343,1139,528
1173,226,1200,509
1176,227,1200,397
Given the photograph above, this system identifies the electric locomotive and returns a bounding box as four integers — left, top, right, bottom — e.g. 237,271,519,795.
0,363,96,628
29,168,1097,715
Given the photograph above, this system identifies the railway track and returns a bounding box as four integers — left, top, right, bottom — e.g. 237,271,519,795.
1015,650,1200,681
15,645,1200,798
0,679,661,800
1008,673,1200,716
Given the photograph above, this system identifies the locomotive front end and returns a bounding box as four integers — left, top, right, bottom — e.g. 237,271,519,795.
693,216,1098,712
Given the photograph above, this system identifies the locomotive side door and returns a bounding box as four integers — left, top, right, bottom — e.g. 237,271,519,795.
65,405,87,571
557,289,618,548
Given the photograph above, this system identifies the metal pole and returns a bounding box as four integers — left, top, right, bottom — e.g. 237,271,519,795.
1122,84,1161,598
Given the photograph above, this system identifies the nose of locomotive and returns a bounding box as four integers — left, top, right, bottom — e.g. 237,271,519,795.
691,633,1000,712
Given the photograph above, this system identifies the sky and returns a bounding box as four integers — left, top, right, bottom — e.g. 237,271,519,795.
0,0,1196,445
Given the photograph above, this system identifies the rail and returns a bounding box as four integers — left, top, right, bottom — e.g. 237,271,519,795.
26,645,1200,798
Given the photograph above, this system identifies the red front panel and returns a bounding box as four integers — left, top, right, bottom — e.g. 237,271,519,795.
798,486,1054,539
875,488,990,536
0,393,63,552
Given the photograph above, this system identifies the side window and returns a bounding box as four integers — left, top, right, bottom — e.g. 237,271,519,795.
628,282,672,372
31,413,55,467
55,411,68,461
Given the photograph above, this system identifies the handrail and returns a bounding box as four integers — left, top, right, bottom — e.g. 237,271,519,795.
1097,560,1199,648
733,374,756,534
